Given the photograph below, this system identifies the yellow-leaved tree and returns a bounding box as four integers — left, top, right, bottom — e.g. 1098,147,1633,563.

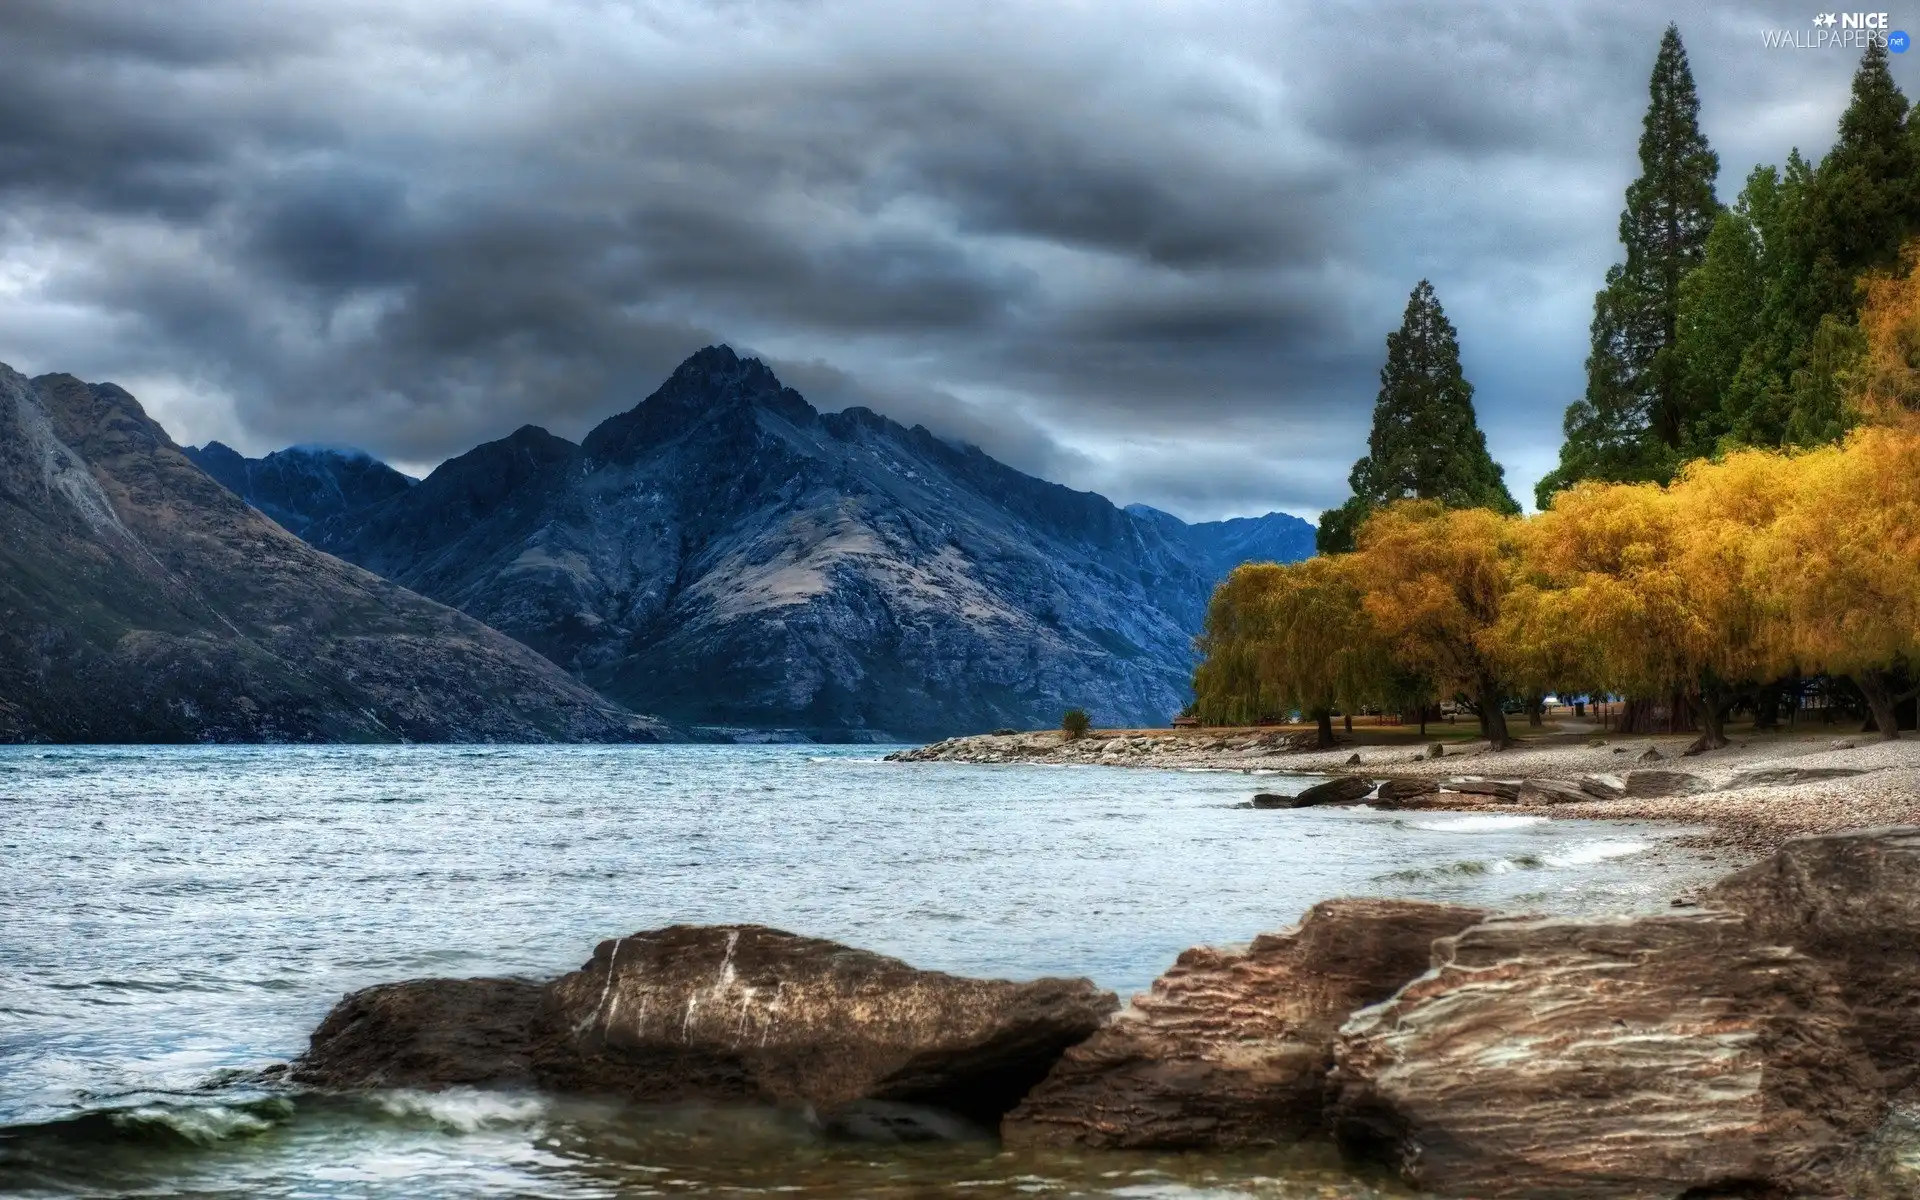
1348,501,1522,748
1753,427,1920,738
1518,452,1794,751
1191,556,1390,747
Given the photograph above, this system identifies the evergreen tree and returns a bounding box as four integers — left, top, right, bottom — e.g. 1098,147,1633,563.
1538,25,1719,507
1716,45,1909,449
1316,280,1518,553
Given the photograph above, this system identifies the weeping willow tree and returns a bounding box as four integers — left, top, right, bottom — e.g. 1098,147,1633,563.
1191,556,1393,746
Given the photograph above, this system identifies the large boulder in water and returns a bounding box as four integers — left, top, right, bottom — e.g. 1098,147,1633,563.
1709,826,1920,1091
296,924,1117,1128
533,925,1117,1123
295,977,543,1088
1331,910,1883,1198
1000,899,1487,1149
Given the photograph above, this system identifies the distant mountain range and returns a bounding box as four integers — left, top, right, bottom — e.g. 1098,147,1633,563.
190,348,1313,739
1,346,1311,743
0,364,666,743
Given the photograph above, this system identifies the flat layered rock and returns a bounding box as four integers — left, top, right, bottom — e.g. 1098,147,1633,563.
1622,768,1711,797
1709,826,1920,1090
1000,899,1487,1150
1725,765,1869,789
1516,778,1591,804
533,925,1117,1124
1578,773,1627,799
1332,910,1882,1198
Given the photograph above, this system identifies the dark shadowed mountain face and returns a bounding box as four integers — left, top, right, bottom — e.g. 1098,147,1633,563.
182,441,414,534
307,347,1311,741
0,364,667,744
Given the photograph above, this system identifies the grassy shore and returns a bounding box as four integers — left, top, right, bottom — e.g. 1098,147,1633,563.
894,718,1920,858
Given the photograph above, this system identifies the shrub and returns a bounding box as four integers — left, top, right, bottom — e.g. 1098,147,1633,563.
1061,708,1091,739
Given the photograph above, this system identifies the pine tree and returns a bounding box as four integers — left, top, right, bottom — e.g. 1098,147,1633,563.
1316,280,1518,553
1538,25,1719,507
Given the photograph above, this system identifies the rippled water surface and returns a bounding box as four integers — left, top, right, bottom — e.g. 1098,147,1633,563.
0,744,1726,1197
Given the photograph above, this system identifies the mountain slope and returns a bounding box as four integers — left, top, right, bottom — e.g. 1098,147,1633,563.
0,364,667,744
1125,505,1315,580
182,441,415,534
312,347,1265,739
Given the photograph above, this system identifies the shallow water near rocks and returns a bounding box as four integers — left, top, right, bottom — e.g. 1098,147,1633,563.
2,744,1732,1197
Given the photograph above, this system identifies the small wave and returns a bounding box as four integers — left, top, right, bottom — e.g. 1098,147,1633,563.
1407,814,1548,833
1545,839,1649,867
367,1088,552,1133
1377,852,1550,883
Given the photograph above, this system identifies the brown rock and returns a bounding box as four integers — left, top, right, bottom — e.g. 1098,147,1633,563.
1636,746,1665,763
532,925,1117,1124
295,925,1117,1128
1332,910,1882,1199
1578,773,1627,799
1000,899,1487,1150
1374,778,1441,806
1709,826,1920,1091
1443,778,1521,802
1622,768,1710,797
1288,776,1375,807
1725,766,1868,789
1516,777,1590,804
294,977,543,1089
1251,792,1305,809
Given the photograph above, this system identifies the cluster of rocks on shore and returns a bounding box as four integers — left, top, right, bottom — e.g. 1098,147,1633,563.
293,827,1920,1198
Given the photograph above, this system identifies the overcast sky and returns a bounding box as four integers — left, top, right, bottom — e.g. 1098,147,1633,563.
1,0,1910,520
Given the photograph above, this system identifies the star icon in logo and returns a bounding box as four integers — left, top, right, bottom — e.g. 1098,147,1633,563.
1814,12,1838,25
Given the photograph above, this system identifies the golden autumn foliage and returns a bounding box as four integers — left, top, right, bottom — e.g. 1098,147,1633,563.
1194,243,1920,744
1196,423,1920,744
1348,503,1523,746
1851,245,1920,421
1192,556,1389,744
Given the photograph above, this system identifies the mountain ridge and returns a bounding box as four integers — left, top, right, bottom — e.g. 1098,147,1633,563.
0,363,668,744
283,346,1312,739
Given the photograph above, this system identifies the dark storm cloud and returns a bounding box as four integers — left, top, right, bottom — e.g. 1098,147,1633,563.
0,0,1905,518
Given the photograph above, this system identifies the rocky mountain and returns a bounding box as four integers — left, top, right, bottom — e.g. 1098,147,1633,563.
1125,505,1315,582
303,347,1311,740
182,441,415,534
0,363,667,743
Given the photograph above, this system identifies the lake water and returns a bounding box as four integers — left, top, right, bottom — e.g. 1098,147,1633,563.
0,744,1726,1198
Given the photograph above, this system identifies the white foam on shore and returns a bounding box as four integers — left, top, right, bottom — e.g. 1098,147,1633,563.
1545,839,1650,867
372,1089,550,1132
1408,814,1548,833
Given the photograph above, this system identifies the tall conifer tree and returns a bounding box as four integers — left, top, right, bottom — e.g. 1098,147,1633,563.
1316,280,1518,553
1538,24,1719,506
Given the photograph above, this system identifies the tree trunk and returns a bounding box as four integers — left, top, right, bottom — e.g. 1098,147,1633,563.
1852,671,1904,742
1343,712,1353,734
1478,680,1511,749
1526,692,1545,728
1417,707,1428,738
1753,681,1783,730
1685,685,1730,754
1314,708,1336,749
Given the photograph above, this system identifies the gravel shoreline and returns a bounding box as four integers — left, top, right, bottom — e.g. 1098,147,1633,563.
890,726,1920,859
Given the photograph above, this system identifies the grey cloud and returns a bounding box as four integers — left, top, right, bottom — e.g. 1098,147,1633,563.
0,0,1908,519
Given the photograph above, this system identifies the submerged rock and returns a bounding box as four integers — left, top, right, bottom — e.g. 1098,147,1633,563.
1001,900,1487,1150
1373,778,1442,807
295,925,1116,1128
1288,777,1375,807
1332,910,1882,1199
1709,826,1920,1091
